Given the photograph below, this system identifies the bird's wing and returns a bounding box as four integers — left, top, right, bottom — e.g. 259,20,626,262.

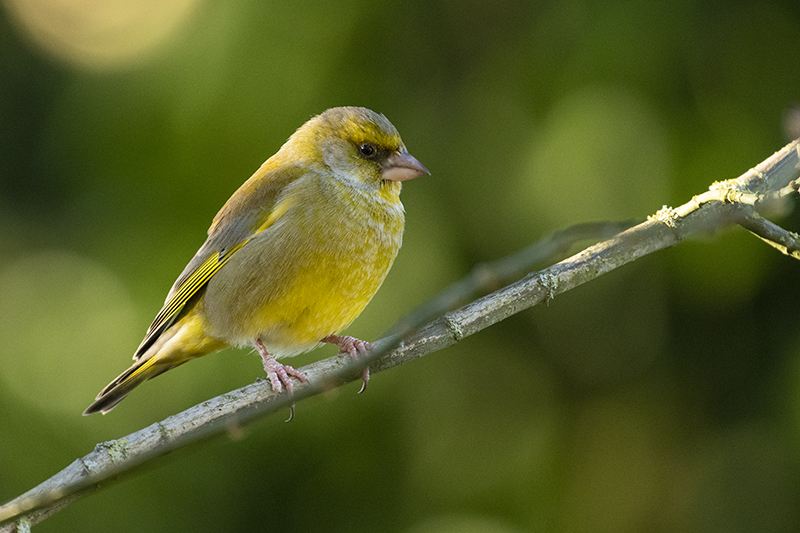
132,164,307,360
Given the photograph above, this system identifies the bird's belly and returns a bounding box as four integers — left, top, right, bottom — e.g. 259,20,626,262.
203,218,401,357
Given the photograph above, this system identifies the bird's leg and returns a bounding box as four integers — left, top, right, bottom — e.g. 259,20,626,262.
321,335,372,393
255,338,308,421
255,338,308,393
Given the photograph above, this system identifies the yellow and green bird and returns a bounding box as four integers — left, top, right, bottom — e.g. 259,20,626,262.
84,106,429,415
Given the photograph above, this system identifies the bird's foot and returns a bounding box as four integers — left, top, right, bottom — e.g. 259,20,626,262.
321,335,372,393
255,338,308,421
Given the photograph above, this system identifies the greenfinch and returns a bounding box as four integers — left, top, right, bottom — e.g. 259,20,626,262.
84,106,429,415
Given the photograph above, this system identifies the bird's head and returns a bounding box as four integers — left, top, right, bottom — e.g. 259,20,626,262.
286,107,429,191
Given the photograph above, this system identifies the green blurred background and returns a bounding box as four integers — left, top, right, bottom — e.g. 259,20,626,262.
2,0,800,531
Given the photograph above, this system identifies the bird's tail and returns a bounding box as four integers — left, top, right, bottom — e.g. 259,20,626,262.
83,312,227,415
83,356,177,415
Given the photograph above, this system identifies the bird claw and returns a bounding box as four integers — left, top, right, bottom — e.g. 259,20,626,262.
255,338,308,421
262,359,308,395
357,366,370,394
321,335,372,392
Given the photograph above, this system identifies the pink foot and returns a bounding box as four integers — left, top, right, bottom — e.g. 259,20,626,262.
321,335,372,393
255,338,308,421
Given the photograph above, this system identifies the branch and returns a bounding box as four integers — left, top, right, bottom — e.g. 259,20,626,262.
2,139,798,532
388,221,636,335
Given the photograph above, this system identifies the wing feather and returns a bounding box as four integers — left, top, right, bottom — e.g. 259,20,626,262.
131,165,307,360
133,241,247,359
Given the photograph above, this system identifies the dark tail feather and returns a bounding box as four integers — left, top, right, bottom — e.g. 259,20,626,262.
83,357,172,415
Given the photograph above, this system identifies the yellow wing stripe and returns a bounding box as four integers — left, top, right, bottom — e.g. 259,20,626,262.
134,241,247,358
158,253,222,324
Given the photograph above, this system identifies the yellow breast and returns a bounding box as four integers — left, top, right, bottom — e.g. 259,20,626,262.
202,173,405,357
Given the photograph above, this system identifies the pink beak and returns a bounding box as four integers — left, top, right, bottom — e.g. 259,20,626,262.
381,150,430,182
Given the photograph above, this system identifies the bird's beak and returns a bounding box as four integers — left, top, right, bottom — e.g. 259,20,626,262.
381,150,430,182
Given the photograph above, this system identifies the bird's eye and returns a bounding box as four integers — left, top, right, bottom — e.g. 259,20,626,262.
358,143,377,159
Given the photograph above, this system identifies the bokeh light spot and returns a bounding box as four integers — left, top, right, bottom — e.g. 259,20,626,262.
0,251,140,415
3,0,200,70
518,85,670,227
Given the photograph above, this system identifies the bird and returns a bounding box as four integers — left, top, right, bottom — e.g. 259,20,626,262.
83,106,429,416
